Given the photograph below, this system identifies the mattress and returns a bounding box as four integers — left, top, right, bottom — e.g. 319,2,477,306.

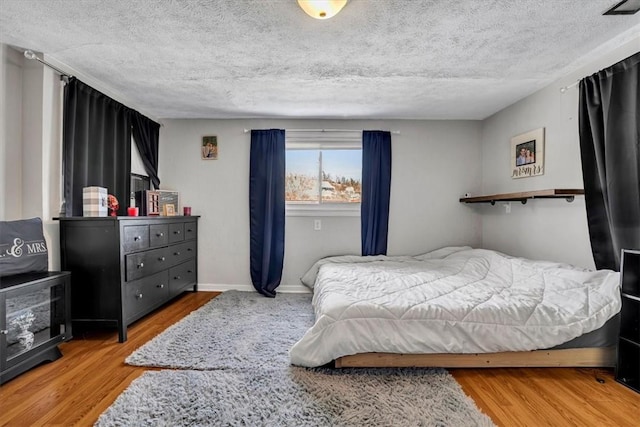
289,247,621,367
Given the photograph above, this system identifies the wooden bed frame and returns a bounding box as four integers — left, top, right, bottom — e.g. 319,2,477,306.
334,347,616,368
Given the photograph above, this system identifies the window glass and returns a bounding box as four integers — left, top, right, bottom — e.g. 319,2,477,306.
286,150,319,202
320,150,361,203
285,149,361,204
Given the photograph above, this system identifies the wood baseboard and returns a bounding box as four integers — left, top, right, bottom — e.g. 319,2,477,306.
334,347,616,368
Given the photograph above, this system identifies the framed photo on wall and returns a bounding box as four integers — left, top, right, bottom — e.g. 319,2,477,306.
511,128,544,179
202,135,218,160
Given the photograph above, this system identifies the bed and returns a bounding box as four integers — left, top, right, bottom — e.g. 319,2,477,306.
289,247,621,368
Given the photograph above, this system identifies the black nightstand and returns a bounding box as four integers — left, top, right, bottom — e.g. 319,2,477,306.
1,272,72,384
616,249,640,393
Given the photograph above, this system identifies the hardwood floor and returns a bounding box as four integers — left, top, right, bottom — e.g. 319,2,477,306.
1,291,638,426
452,367,639,426
0,291,219,426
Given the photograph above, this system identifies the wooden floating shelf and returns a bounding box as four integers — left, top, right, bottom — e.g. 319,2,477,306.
460,189,585,205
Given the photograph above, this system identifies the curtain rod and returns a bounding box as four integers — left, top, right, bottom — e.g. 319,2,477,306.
24,50,72,79
559,80,579,94
243,128,400,134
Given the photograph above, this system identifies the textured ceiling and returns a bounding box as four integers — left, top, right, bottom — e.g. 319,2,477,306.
1,0,639,120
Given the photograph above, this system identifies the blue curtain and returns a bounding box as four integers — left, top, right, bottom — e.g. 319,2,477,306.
249,129,286,297
361,131,392,256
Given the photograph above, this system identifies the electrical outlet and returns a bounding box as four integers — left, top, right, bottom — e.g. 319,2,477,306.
504,203,511,214
314,219,322,231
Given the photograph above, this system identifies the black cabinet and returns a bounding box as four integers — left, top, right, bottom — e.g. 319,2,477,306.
58,216,198,342
616,249,640,393
1,272,72,384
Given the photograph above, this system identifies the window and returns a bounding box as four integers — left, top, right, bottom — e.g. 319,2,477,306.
285,131,362,215
130,173,151,193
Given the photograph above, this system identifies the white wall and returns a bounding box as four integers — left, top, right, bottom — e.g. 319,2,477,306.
22,57,44,219
480,37,640,268
1,45,24,220
131,141,147,176
159,119,482,292
1,45,64,268
40,68,64,269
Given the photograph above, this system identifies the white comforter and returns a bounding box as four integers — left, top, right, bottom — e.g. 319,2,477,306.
289,247,621,367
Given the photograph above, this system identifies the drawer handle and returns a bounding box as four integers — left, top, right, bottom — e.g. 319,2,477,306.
187,270,193,274
187,248,193,252
174,275,181,280
159,256,166,261
156,232,164,237
0,329,7,335
174,251,181,256
157,284,165,289
137,262,145,268
134,236,141,241
187,229,193,232
136,293,143,299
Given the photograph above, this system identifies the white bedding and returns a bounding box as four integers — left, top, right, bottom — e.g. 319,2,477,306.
289,247,621,367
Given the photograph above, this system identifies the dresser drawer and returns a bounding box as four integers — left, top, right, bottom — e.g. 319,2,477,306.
125,247,170,281
184,221,197,241
124,270,169,322
169,260,196,297
169,240,197,267
122,225,149,253
149,224,169,247
169,223,185,243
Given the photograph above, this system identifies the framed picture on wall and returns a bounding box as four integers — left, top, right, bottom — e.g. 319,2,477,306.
202,135,218,160
511,128,544,179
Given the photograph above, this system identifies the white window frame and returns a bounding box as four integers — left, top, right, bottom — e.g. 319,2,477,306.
285,131,362,217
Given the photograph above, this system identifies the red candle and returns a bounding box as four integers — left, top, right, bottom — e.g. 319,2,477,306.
127,207,139,216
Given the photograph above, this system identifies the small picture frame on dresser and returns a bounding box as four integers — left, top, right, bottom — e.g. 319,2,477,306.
163,204,176,216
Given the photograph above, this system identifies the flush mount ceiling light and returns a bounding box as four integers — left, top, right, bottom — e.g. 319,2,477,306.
297,0,347,19
603,0,640,14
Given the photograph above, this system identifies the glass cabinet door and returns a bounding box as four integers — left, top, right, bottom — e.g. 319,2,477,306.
4,281,66,367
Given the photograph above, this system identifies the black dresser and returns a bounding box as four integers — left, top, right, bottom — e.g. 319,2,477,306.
57,216,198,342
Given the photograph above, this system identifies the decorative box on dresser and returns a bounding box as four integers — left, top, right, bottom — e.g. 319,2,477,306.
616,249,640,393
57,216,198,342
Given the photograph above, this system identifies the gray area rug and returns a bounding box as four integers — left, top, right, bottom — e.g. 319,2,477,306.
96,367,494,426
98,291,495,426
125,291,315,370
